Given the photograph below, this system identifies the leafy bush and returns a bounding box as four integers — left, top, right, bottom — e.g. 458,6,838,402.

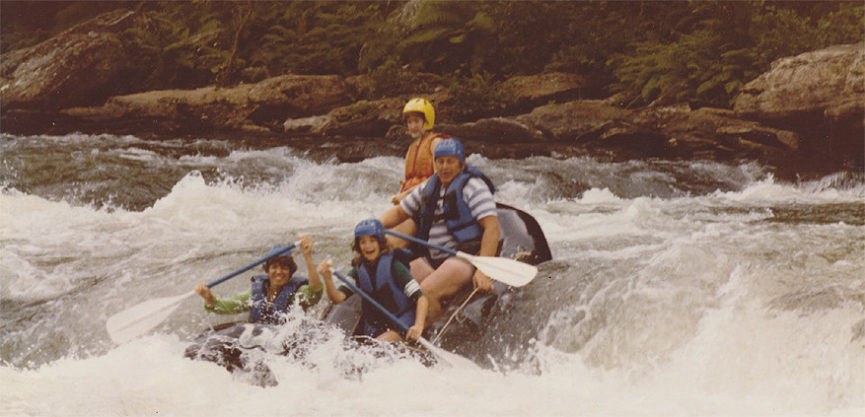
610,2,863,108
365,59,434,99
121,4,232,90
396,1,497,75
611,28,762,108
3,0,862,108
445,71,513,121
817,3,865,45
258,2,396,76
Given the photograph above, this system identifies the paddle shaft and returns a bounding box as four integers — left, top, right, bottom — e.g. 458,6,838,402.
331,270,478,369
107,242,297,344
332,270,411,334
385,229,458,256
385,228,538,288
206,243,296,288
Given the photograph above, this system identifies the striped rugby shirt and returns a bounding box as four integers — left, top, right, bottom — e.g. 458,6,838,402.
400,175,497,260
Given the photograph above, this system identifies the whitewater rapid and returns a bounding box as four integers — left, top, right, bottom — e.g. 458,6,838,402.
1,133,863,416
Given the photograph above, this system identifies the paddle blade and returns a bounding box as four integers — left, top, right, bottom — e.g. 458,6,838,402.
458,253,538,287
106,291,194,344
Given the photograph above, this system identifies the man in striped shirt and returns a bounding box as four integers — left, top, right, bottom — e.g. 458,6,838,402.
380,138,500,320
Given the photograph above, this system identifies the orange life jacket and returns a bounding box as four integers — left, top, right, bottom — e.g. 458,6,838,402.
400,132,449,193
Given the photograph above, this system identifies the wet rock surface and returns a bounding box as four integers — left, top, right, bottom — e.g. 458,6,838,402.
1,9,861,179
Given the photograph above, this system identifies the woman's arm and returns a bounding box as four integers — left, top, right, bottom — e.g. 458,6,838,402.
194,282,216,309
299,234,322,292
195,283,251,314
295,284,323,311
317,260,347,304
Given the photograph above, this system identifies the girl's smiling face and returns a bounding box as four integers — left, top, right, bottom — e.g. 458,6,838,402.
357,235,381,262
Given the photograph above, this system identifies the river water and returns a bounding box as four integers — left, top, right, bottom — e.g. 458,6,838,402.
1,133,863,416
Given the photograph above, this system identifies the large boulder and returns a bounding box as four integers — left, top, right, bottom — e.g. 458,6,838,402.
283,97,405,137
504,100,799,162
439,118,547,144
283,92,469,138
734,43,864,170
515,100,632,142
61,75,352,134
0,9,142,111
501,72,586,110
650,106,798,163
734,42,864,123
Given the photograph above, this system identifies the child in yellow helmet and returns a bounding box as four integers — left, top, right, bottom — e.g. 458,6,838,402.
387,98,451,250
392,98,450,205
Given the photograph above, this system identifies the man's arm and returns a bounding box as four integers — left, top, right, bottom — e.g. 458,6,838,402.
379,204,411,229
472,215,500,291
477,215,500,257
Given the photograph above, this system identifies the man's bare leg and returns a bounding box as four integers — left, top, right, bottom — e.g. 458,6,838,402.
416,257,475,321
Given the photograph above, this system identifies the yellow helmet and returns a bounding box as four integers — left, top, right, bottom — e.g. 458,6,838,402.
402,98,435,130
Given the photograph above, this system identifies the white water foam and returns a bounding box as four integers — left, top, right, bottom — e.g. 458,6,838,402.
2,148,863,416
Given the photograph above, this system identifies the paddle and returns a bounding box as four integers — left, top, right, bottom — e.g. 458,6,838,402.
330,270,478,369
106,243,298,344
384,229,538,287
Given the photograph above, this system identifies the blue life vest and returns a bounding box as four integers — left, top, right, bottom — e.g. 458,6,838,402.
416,164,495,248
355,253,415,332
248,274,308,324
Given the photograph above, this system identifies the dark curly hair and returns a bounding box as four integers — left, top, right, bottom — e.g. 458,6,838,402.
264,255,297,276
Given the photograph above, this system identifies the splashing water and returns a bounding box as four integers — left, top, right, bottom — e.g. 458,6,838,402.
1,133,863,416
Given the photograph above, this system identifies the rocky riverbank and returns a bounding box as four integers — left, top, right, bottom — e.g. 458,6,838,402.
2,9,862,179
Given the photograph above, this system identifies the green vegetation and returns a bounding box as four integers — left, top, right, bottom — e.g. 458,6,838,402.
2,1,862,109
445,71,514,121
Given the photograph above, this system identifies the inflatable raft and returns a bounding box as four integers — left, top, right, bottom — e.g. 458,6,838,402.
184,203,551,383
321,202,551,338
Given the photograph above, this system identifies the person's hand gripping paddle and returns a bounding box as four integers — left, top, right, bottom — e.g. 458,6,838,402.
330,269,478,369
106,243,298,344
384,229,537,287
